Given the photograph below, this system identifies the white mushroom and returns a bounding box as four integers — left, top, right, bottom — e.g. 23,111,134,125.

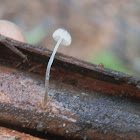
53,28,72,46
43,28,72,107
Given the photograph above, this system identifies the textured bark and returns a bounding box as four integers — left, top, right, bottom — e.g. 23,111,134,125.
0,35,140,140
0,126,45,140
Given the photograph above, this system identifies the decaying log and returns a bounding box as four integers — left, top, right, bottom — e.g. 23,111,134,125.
0,35,140,140
0,126,45,140
0,35,140,100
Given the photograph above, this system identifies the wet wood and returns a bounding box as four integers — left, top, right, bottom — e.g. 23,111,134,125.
0,35,140,140
0,35,139,100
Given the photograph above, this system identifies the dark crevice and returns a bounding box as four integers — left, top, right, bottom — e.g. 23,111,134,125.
0,122,80,140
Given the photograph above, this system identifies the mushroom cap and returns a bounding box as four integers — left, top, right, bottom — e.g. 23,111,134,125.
0,20,25,42
52,28,72,46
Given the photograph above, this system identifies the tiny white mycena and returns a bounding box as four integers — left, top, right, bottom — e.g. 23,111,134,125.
43,28,72,107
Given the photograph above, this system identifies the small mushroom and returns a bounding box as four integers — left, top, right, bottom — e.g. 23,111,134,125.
43,28,72,107
0,20,25,42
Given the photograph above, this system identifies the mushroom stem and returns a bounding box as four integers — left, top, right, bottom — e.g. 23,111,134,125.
43,38,63,107
43,28,72,108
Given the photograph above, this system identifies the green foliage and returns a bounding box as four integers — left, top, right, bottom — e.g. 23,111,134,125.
25,25,48,45
91,50,134,75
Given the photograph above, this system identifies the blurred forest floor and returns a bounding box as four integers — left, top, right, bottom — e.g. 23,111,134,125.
1,0,140,77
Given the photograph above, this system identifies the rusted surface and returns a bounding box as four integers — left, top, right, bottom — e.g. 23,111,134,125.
0,126,45,140
0,35,140,140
